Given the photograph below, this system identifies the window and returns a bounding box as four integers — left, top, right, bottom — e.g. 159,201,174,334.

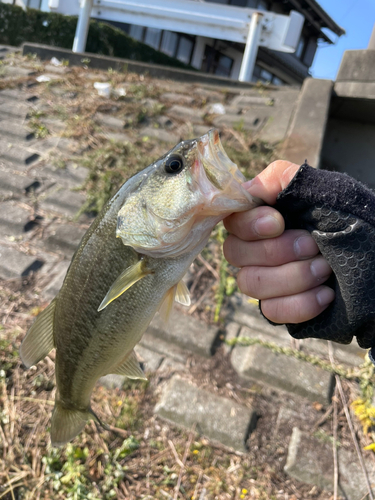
176,37,194,65
295,35,307,59
215,54,234,77
272,76,284,86
27,0,42,8
160,31,179,57
252,64,285,85
144,28,162,50
202,45,234,77
129,25,145,42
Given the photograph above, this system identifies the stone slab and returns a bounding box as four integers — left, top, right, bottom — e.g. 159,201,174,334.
336,49,375,83
94,112,124,130
0,244,43,279
140,126,179,143
0,202,30,236
134,344,164,372
223,322,241,355
285,427,375,499
281,78,333,168
102,131,131,143
334,81,375,100
0,101,30,119
40,187,86,218
0,170,38,200
154,375,257,452
0,120,34,141
140,331,188,363
44,223,86,256
0,140,40,167
41,259,70,300
161,93,195,105
231,343,334,404
4,65,36,77
30,162,89,189
147,310,219,358
167,105,204,124
0,89,38,103
230,94,274,107
29,137,81,155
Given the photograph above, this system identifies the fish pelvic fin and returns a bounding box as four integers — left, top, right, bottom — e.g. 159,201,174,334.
113,349,147,380
175,280,191,306
159,280,191,324
98,259,152,312
50,401,91,447
20,299,56,369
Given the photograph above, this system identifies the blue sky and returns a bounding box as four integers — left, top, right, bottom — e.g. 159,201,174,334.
311,0,375,80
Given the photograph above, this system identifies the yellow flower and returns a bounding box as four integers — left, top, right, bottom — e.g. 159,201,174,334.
242,489,248,494
193,450,199,455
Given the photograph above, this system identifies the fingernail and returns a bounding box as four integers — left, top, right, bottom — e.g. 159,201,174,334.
316,287,335,306
294,235,317,258
253,215,281,236
310,257,332,280
242,179,254,190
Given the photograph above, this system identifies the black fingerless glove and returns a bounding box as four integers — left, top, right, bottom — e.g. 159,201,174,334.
266,163,375,360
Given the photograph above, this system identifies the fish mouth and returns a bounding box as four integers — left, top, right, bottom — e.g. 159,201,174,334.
194,128,256,213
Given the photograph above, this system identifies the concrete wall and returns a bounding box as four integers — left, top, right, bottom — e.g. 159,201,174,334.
321,118,375,189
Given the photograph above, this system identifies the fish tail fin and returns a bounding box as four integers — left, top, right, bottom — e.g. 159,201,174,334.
50,401,90,447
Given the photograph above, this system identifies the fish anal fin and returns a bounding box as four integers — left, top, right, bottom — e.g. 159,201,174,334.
159,285,177,324
20,299,56,369
175,280,191,306
98,259,152,312
113,350,147,380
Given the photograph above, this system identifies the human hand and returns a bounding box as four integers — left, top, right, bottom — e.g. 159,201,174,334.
223,160,335,324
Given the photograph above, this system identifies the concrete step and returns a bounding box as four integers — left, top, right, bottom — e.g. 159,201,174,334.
0,119,34,141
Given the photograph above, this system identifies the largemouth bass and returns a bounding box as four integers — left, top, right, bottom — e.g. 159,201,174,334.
20,129,261,446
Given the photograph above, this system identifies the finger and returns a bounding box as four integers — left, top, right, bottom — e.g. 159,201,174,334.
223,230,320,268
237,257,332,300
243,161,300,205
261,286,335,324
223,205,284,241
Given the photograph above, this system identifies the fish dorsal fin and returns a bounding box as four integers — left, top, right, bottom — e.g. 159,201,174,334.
20,299,56,369
159,285,177,324
98,259,152,312
113,350,147,380
175,280,191,306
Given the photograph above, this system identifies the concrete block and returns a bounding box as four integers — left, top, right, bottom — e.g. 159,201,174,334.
230,94,273,107
154,375,257,451
158,357,186,373
0,244,43,279
40,187,86,218
95,112,124,130
134,344,164,372
223,322,241,355
147,310,220,358
0,201,30,236
0,102,30,119
167,105,205,124
0,89,38,102
0,120,34,141
334,81,375,100
336,49,375,83
161,93,195,105
212,112,267,131
0,170,38,200
30,162,89,189
30,137,81,155
44,223,86,256
97,374,126,390
41,259,70,300
281,78,333,168
231,343,334,404
0,140,40,168
140,331,188,363
102,131,131,143
285,427,375,499
140,126,179,143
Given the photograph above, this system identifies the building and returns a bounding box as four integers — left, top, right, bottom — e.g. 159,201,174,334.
2,0,344,86
115,0,344,85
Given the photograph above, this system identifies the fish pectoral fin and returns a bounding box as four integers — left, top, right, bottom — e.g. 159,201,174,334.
159,285,177,324
98,259,152,312
175,280,191,306
20,299,56,369
113,350,147,380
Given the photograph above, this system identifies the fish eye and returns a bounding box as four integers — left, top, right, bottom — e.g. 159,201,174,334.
165,154,184,174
